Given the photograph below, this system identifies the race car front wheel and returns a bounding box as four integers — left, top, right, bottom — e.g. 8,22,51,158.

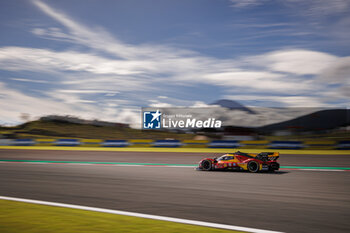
201,160,212,171
247,161,259,173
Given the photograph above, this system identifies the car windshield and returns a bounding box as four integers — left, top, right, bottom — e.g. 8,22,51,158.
234,151,250,157
217,155,234,161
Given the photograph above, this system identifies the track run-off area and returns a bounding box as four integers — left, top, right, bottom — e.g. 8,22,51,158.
0,148,349,233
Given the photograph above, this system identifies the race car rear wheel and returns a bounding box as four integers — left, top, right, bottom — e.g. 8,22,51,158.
268,163,280,172
247,161,259,173
201,160,212,171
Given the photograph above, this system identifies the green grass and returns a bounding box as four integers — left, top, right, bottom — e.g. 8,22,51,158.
0,200,240,233
1,145,350,154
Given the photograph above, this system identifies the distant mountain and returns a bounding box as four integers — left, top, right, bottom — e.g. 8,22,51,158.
258,109,350,133
40,115,128,128
210,99,255,114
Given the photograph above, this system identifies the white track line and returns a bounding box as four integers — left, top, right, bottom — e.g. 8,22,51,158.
0,196,284,233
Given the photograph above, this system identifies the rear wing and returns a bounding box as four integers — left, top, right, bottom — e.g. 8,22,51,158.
256,152,279,161
234,151,279,161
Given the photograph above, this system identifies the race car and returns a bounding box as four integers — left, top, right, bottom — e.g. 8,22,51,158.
196,151,280,173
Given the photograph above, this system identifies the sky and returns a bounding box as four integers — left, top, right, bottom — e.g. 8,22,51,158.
0,0,349,127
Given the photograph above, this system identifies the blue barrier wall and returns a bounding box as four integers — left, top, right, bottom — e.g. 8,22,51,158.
209,140,240,148
0,139,347,149
55,139,80,146
13,139,35,146
153,140,182,147
269,141,304,149
337,141,350,150
102,140,129,147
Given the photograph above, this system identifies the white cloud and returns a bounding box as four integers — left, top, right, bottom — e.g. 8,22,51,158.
286,0,350,17
248,50,338,75
31,27,73,43
149,102,173,108
321,57,350,83
320,57,350,98
58,90,119,94
0,46,332,97
0,81,143,126
0,46,150,75
0,82,93,122
202,70,310,92
191,101,213,108
32,0,193,60
28,1,349,97
0,0,349,127
230,0,264,8
0,44,348,111
224,94,330,107
230,0,350,16
10,77,49,83
148,99,173,108
60,76,147,92
113,108,141,128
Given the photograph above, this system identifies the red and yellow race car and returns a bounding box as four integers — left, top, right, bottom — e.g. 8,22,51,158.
196,151,280,173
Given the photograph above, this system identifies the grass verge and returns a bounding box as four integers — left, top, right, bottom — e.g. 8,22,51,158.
0,200,240,233
0,145,350,155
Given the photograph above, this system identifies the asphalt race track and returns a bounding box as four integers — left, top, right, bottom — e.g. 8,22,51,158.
0,149,349,233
